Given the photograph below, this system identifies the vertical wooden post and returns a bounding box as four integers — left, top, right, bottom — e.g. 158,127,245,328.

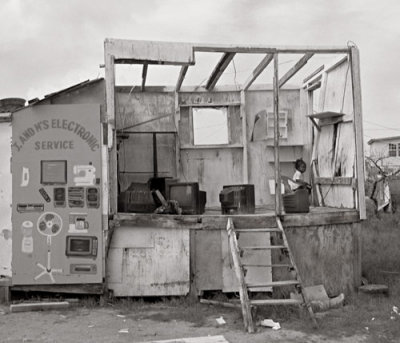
174,91,181,179
104,51,118,215
240,90,249,183
273,53,282,215
349,47,366,220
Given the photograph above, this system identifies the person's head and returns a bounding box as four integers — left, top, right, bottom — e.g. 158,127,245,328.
295,158,306,173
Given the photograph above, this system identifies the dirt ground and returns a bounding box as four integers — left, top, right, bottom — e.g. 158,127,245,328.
1,296,389,343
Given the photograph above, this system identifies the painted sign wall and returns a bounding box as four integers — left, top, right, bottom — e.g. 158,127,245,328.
0,122,12,277
12,104,103,285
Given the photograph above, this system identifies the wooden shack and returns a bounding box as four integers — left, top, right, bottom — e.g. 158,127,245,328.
104,39,365,298
8,39,365,299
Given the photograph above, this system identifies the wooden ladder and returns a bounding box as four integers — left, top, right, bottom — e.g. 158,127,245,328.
226,217,318,333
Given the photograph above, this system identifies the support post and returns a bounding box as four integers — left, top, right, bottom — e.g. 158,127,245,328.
240,90,249,183
349,46,366,220
104,50,117,215
273,54,282,215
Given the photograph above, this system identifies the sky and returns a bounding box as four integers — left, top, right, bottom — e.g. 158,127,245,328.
2,0,400,143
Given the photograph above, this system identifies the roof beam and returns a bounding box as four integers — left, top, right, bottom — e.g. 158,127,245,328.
194,44,349,54
176,65,189,91
206,52,236,91
243,54,274,91
279,53,314,88
141,63,148,92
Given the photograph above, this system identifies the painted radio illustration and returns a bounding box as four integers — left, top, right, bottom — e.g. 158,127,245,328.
11,104,103,286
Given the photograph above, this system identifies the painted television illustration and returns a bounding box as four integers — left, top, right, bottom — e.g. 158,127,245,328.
11,104,103,286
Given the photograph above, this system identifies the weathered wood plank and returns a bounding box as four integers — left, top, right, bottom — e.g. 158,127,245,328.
282,209,359,227
10,284,104,294
141,63,148,92
105,38,195,65
10,302,70,313
315,177,354,185
273,54,282,215
206,52,236,90
194,44,349,54
176,65,189,91
279,53,314,88
240,91,248,183
243,54,274,91
303,64,324,84
350,47,366,220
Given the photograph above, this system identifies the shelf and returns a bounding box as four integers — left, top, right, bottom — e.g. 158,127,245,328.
307,111,345,130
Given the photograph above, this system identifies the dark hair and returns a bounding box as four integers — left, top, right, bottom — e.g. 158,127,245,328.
295,158,306,171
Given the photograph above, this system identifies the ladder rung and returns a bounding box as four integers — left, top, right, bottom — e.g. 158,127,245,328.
235,228,280,233
247,280,299,288
242,264,292,268
250,298,303,306
241,245,287,250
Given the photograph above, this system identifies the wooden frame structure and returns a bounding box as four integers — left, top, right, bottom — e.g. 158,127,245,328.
104,39,366,219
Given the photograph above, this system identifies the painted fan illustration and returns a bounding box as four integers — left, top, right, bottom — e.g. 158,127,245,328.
35,212,63,283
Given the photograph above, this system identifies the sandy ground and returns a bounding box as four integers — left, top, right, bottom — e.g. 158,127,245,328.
0,301,372,343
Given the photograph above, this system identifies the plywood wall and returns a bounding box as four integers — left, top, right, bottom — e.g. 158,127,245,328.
314,58,356,208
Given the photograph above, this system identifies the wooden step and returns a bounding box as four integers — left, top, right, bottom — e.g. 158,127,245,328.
247,280,299,288
235,228,280,233
250,298,302,306
241,245,287,250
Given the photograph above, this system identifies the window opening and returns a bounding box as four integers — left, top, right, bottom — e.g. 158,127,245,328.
192,107,229,145
388,143,397,157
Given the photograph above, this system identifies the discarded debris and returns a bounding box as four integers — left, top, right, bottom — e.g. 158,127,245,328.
359,284,389,295
216,316,226,325
117,314,126,318
392,306,399,315
260,319,281,330
138,336,229,343
290,284,344,312
118,328,129,333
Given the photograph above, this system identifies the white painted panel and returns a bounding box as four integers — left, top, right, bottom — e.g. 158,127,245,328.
0,122,12,277
107,227,190,296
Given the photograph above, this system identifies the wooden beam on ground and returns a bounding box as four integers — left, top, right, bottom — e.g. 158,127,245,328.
349,47,366,220
141,63,148,92
279,53,314,88
273,54,282,215
176,65,189,91
243,54,273,91
10,301,70,313
205,52,236,90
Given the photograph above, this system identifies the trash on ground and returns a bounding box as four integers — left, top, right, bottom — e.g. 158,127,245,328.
118,328,129,333
117,314,126,318
392,306,399,315
260,319,281,330
290,284,345,312
216,316,226,325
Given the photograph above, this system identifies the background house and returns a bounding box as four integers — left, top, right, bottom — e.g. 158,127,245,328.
368,136,400,172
